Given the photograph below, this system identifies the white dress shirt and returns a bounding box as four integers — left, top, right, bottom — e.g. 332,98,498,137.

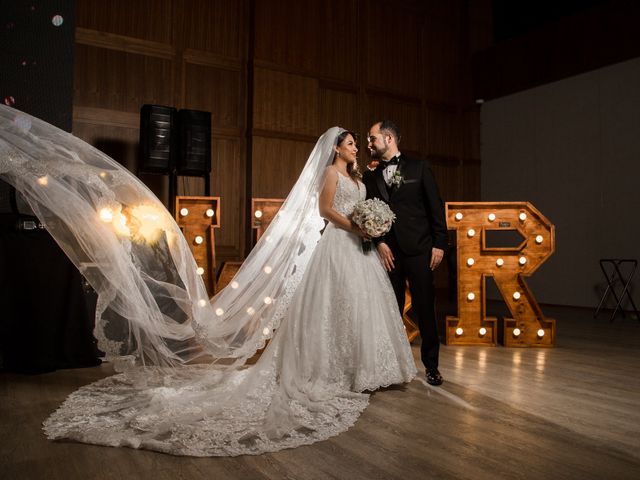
382,153,401,186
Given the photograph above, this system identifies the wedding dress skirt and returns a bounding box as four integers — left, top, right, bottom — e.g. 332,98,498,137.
43,174,416,456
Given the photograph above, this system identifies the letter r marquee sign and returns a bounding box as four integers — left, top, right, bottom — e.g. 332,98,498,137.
445,202,556,347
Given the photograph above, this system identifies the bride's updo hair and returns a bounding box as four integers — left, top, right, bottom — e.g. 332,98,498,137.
334,129,362,181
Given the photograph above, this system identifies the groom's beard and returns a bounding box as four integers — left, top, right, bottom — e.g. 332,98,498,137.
369,145,388,159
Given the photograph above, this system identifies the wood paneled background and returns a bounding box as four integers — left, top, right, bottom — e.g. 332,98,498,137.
72,0,489,266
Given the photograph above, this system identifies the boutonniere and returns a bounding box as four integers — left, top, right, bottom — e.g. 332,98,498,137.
390,169,404,187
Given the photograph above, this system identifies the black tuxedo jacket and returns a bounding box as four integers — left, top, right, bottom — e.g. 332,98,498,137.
363,154,448,257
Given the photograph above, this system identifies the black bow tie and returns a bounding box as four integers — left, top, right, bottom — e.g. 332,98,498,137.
383,156,400,167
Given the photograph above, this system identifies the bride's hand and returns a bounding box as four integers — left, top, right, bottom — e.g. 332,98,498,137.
350,222,371,240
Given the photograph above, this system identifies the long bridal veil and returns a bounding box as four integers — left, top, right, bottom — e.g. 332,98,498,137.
0,104,337,370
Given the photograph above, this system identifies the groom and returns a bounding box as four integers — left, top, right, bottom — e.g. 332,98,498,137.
363,120,448,386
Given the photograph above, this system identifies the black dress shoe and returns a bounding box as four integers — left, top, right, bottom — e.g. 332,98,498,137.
426,369,443,386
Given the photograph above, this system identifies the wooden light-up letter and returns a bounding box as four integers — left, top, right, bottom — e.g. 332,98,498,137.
446,202,556,347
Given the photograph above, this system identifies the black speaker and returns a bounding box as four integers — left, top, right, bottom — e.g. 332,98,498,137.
139,104,177,174
177,109,211,176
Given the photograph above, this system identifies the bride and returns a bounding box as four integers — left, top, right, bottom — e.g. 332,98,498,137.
0,106,416,456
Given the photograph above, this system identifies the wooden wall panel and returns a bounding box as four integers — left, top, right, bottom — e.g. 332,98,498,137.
365,1,422,96
423,0,463,104
183,63,242,130
251,137,315,198
462,159,481,201
426,108,462,158
318,88,358,134
212,138,244,253
253,68,319,135
430,158,461,202
74,44,174,112
76,0,173,42
254,0,358,82
182,0,244,57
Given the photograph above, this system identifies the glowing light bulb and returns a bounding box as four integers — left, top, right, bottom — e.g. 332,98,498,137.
536,235,543,244
537,329,545,338
488,213,496,221
467,229,476,237
255,210,263,219
264,235,272,243
195,235,204,245
37,176,48,186
230,281,239,289
262,327,270,336
513,328,521,337
263,266,273,274
455,212,463,221
519,212,527,221
180,208,189,217
206,208,214,217
215,308,224,316
496,258,504,267
479,327,487,336
467,258,475,266
99,171,108,179
455,327,464,336
513,291,521,300
198,299,207,307
196,267,205,275
98,208,113,223
467,292,475,301
246,307,255,315
263,296,272,305
519,256,527,265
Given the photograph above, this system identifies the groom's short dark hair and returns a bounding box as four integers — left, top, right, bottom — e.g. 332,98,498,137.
378,120,401,145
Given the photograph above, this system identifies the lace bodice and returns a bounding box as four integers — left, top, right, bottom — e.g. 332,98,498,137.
333,173,365,217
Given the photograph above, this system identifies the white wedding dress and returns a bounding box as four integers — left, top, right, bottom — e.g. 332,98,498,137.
42,170,416,456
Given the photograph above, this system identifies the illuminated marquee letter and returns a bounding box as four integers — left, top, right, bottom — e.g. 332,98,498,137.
446,202,555,347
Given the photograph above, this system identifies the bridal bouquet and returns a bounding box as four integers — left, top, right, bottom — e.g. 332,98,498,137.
351,198,395,238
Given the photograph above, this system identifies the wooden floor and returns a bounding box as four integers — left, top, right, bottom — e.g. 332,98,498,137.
1,303,639,480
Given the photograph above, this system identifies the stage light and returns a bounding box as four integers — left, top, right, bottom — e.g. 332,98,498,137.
467,228,476,237
488,213,496,221
455,212,463,221
255,210,263,219
455,327,464,336
496,258,504,267
467,292,475,301
519,256,527,265
195,235,204,245
180,208,189,217
263,266,273,274
537,329,545,338
536,235,543,244
99,208,113,223
215,308,224,316
196,267,204,275
513,328,521,337
247,307,256,315
262,327,270,336
467,258,475,266
513,291,521,300
206,208,215,217
230,281,239,289
198,299,207,307
37,176,48,186
479,327,487,336
263,296,272,304
519,212,527,221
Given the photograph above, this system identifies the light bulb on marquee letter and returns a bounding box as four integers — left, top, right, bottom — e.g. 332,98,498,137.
198,299,207,307
455,327,464,336
206,208,214,218
467,292,476,301
215,308,224,316
513,328,521,337
513,291,521,300
180,208,189,217
519,212,527,221
246,307,255,315
467,258,475,266
467,229,476,238
537,329,545,338
230,281,239,289
496,258,504,267
255,210,263,219
519,256,527,266
263,296,272,305
479,327,487,336
488,213,496,221
194,235,204,245
536,235,543,244
455,212,463,221
196,267,204,275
